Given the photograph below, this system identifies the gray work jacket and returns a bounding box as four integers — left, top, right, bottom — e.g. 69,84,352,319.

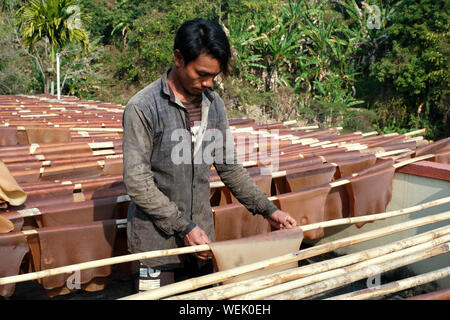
122,71,278,269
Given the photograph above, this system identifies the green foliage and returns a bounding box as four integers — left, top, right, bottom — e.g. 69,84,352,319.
59,38,105,97
0,10,41,94
364,0,449,138
1,0,25,11
77,0,113,41
101,0,218,88
2,0,448,139
343,108,378,132
223,0,369,126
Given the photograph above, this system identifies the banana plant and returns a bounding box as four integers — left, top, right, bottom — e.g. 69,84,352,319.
225,12,267,85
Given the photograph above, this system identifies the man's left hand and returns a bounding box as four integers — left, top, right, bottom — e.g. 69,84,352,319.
267,210,297,230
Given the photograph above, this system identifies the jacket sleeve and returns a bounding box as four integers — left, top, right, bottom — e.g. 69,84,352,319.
212,96,278,218
122,103,196,238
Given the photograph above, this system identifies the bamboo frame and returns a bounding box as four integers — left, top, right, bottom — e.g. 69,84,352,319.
233,233,450,300
0,199,449,287
168,225,450,300
266,243,449,300
118,211,450,300
326,266,450,300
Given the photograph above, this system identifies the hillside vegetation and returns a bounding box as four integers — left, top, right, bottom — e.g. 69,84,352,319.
1,0,448,139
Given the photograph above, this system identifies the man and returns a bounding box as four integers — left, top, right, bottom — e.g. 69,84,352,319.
122,18,297,292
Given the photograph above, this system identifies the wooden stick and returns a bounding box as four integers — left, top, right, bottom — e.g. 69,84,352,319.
118,211,450,300
0,242,210,286
168,225,450,300
361,131,378,137
405,136,425,142
300,196,450,232
69,127,123,133
392,154,435,168
391,150,416,160
267,242,449,300
372,149,411,157
282,120,297,127
383,133,400,137
403,128,426,137
233,232,450,300
326,266,450,300
289,125,319,130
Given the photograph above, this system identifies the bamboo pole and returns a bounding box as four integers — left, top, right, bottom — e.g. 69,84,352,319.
118,211,450,300
403,128,426,137
392,150,416,160
392,154,434,168
69,127,123,133
1,198,448,287
300,196,450,232
326,266,450,300
282,120,297,127
234,233,450,300
168,225,450,300
0,243,210,286
266,243,449,300
289,125,319,130
361,131,379,137
373,149,411,157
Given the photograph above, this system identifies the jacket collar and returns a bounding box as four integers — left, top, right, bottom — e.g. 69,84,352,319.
161,68,215,108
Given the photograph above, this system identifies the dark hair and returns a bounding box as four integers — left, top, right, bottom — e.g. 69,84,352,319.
174,18,231,75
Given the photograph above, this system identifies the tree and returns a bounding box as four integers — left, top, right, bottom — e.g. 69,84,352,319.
363,0,449,138
0,10,40,94
17,0,90,94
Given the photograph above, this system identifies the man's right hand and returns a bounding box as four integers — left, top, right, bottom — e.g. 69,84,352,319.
183,225,212,260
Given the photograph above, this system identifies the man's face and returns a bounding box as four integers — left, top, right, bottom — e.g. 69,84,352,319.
174,50,221,96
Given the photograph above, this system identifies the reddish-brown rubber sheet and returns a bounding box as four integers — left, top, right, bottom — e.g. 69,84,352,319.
333,154,377,179
25,127,72,144
0,232,29,298
31,220,117,294
0,127,18,146
324,158,395,224
434,150,450,164
36,196,128,227
210,169,272,206
346,164,396,228
415,137,450,157
210,228,304,284
213,202,270,242
324,184,350,221
273,163,335,195
274,184,332,240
